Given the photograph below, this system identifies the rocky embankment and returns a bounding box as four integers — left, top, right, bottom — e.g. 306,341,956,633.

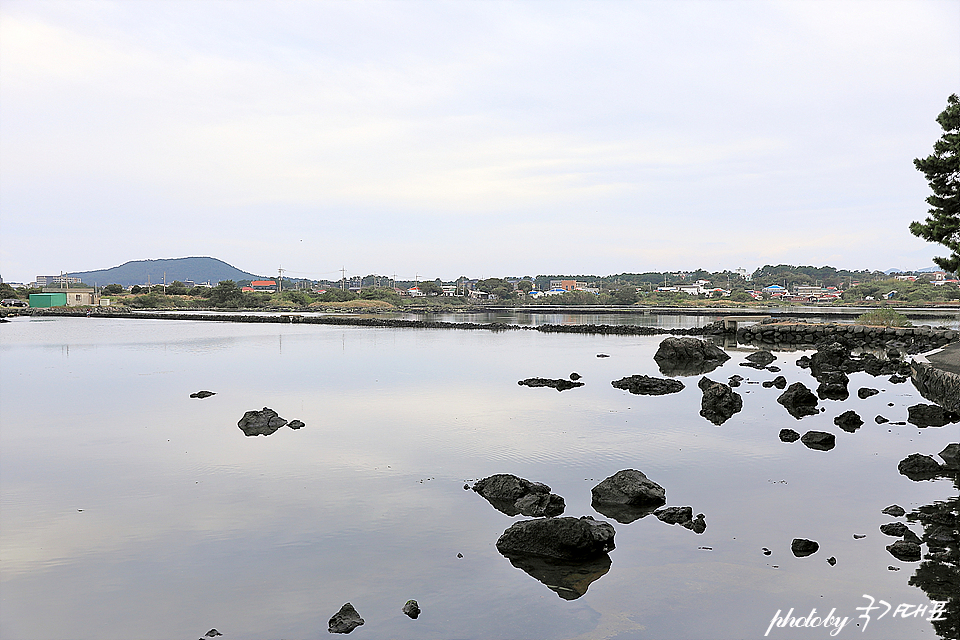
733,321,957,354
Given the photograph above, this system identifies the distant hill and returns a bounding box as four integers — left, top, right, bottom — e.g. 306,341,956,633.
884,266,939,275
68,257,261,287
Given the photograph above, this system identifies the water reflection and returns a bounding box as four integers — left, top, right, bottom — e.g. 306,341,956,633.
500,552,612,600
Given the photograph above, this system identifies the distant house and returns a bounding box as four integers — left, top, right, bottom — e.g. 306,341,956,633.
762,285,787,297
549,280,588,292
407,287,425,297
36,287,97,306
241,286,255,292
250,280,277,293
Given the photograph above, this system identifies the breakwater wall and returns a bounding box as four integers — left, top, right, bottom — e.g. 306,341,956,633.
9,308,714,336
911,360,960,412
733,322,958,354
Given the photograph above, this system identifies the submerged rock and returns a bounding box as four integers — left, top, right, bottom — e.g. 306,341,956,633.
473,474,565,517
610,375,684,395
801,431,836,451
495,516,616,560
237,407,288,436
777,383,819,419
328,603,364,634
518,377,584,391
653,337,730,376
287,419,305,430
190,390,216,399
907,404,959,428
858,388,880,399
402,599,420,619
898,454,944,481
698,377,743,425
882,504,906,517
791,538,819,557
834,410,864,433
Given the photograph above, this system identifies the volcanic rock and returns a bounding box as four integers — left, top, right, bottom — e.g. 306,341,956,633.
591,469,666,508
882,504,906,517
858,388,880,399
779,429,800,443
473,474,565,517
801,431,836,451
610,375,684,395
745,350,777,367
777,383,819,419
791,538,819,557
698,377,743,425
897,454,944,481
834,410,863,433
518,377,584,392
939,443,960,470
886,540,921,562
654,337,730,376
237,408,288,437
328,603,364,634
190,390,215,399
402,599,420,619
495,516,616,560
907,404,959,428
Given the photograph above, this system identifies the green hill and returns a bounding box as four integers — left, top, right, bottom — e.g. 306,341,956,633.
68,257,261,288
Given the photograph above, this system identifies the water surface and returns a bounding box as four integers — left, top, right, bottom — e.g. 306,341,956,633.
1,316,956,639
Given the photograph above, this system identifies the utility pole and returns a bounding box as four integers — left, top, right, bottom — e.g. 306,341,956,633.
340,267,346,290
278,267,284,293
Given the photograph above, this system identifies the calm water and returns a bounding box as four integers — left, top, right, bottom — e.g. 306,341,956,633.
1,316,956,639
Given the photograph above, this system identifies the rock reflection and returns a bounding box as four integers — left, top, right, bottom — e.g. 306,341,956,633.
499,552,612,600
591,501,659,524
897,447,958,639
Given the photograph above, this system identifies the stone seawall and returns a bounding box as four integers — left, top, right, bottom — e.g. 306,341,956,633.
911,360,960,412
734,322,958,354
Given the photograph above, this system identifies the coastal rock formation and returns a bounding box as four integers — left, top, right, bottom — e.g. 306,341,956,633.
610,375,684,395
886,540,922,562
898,454,944,481
328,603,364,634
882,504,906,517
816,370,850,401
495,516,616,560
791,538,819,557
762,375,787,389
237,408,289,436
473,474,565,517
801,431,836,451
907,404,959,428
591,469,666,508
779,428,800,443
834,410,864,433
518,378,584,392
939,443,960,470
698,377,743,425
777,383,819,419
745,350,777,367
654,506,707,534
858,387,880,399
190,390,215,398
402,600,420,619
653,337,730,376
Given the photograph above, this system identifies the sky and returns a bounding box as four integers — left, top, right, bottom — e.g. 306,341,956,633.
1,0,958,284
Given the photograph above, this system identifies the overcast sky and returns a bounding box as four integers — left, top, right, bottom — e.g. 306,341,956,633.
1,0,957,283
